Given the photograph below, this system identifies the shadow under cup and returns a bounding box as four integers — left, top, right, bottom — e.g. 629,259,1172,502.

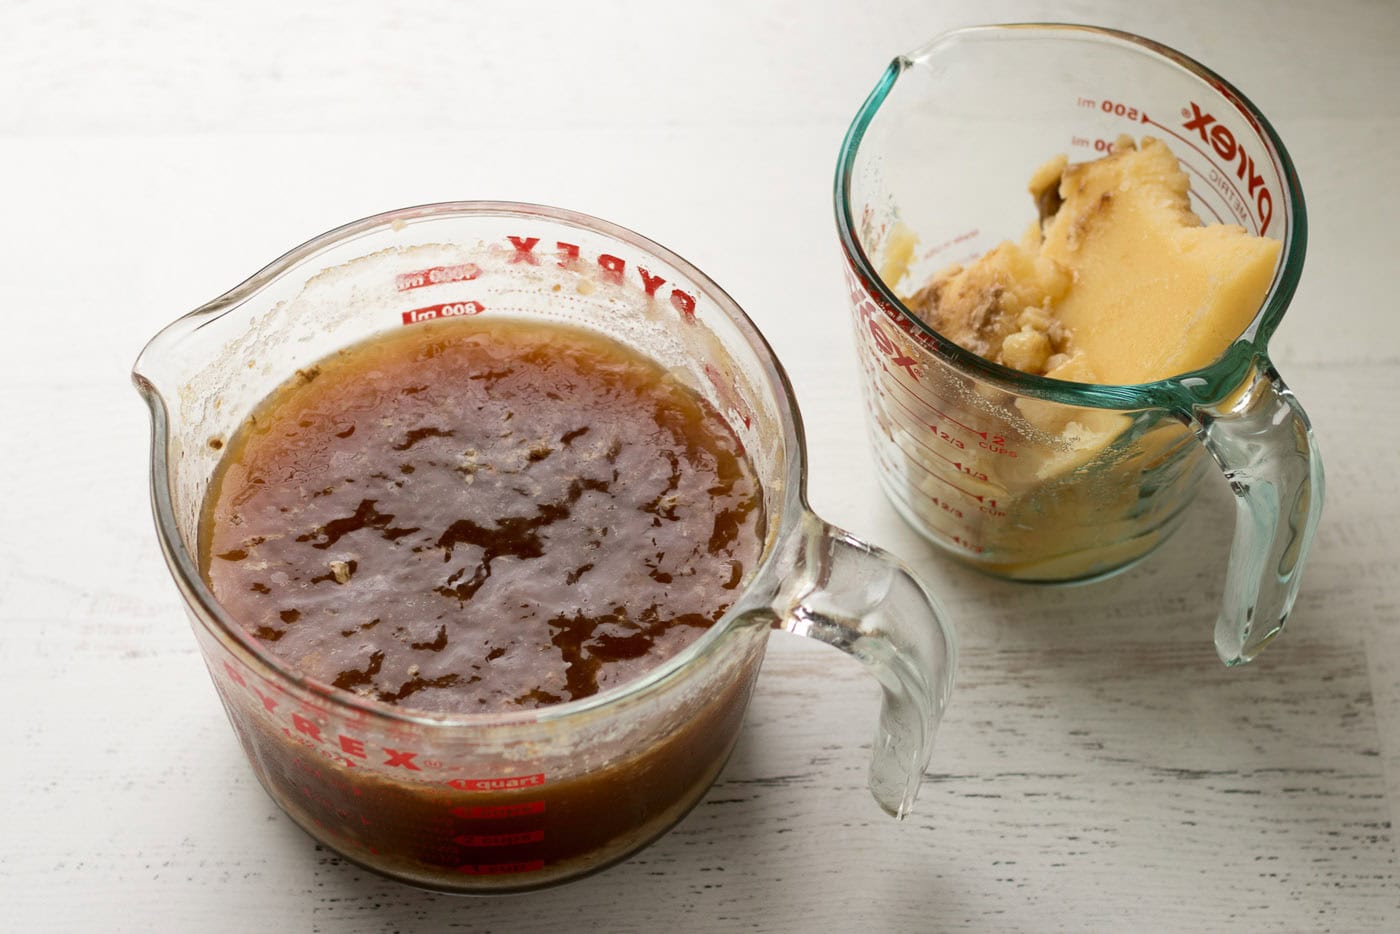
834,25,1323,665
134,204,955,893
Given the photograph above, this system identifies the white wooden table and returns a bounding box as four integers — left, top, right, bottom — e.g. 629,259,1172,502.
3,1,1398,930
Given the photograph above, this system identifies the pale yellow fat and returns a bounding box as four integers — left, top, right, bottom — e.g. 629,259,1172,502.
1040,137,1280,384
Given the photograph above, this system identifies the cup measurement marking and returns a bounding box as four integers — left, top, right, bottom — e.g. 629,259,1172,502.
872,429,1008,522
868,352,1021,458
445,776,550,871
877,385,1007,492
446,774,547,792
866,395,1008,515
871,447,969,530
870,410,987,500
853,309,1016,518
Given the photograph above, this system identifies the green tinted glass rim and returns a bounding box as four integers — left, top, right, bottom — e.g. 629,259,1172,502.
833,23,1309,412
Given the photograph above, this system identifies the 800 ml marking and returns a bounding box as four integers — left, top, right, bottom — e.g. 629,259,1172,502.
402,301,485,325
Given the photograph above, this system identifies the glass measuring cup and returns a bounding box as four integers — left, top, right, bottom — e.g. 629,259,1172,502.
835,24,1324,665
132,202,956,893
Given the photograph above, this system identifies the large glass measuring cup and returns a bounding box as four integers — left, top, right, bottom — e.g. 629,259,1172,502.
835,25,1324,665
133,203,956,893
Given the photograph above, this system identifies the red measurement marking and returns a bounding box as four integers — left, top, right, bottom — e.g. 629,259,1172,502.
870,423,987,503
926,493,964,520
454,830,546,848
880,391,962,462
891,383,988,439
881,374,988,439
953,462,990,483
451,801,546,820
446,773,547,792
895,449,984,502
1099,98,1147,123
875,366,1027,457
456,860,546,875
395,263,481,291
871,446,988,546
401,301,485,326
918,228,980,260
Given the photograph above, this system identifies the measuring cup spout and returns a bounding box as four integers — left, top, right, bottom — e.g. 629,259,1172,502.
746,511,957,817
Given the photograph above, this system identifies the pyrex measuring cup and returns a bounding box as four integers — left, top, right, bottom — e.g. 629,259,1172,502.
835,25,1323,665
133,202,956,893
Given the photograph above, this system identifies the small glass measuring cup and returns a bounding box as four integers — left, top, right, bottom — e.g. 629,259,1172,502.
835,24,1324,665
133,202,956,893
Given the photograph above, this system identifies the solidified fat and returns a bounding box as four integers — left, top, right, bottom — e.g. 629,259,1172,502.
905,136,1281,385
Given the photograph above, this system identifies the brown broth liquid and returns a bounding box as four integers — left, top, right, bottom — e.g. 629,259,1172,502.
203,317,763,713
199,316,766,889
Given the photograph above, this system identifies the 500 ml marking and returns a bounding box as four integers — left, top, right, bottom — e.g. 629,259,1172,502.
1072,96,1146,152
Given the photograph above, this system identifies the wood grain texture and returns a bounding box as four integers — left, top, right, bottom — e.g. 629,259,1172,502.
2,0,1397,930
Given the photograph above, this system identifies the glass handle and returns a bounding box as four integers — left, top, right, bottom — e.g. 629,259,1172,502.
762,513,957,818
1192,362,1325,665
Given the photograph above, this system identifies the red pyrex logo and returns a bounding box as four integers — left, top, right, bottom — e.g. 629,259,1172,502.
506,236,698,320
1182,102,1275,235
